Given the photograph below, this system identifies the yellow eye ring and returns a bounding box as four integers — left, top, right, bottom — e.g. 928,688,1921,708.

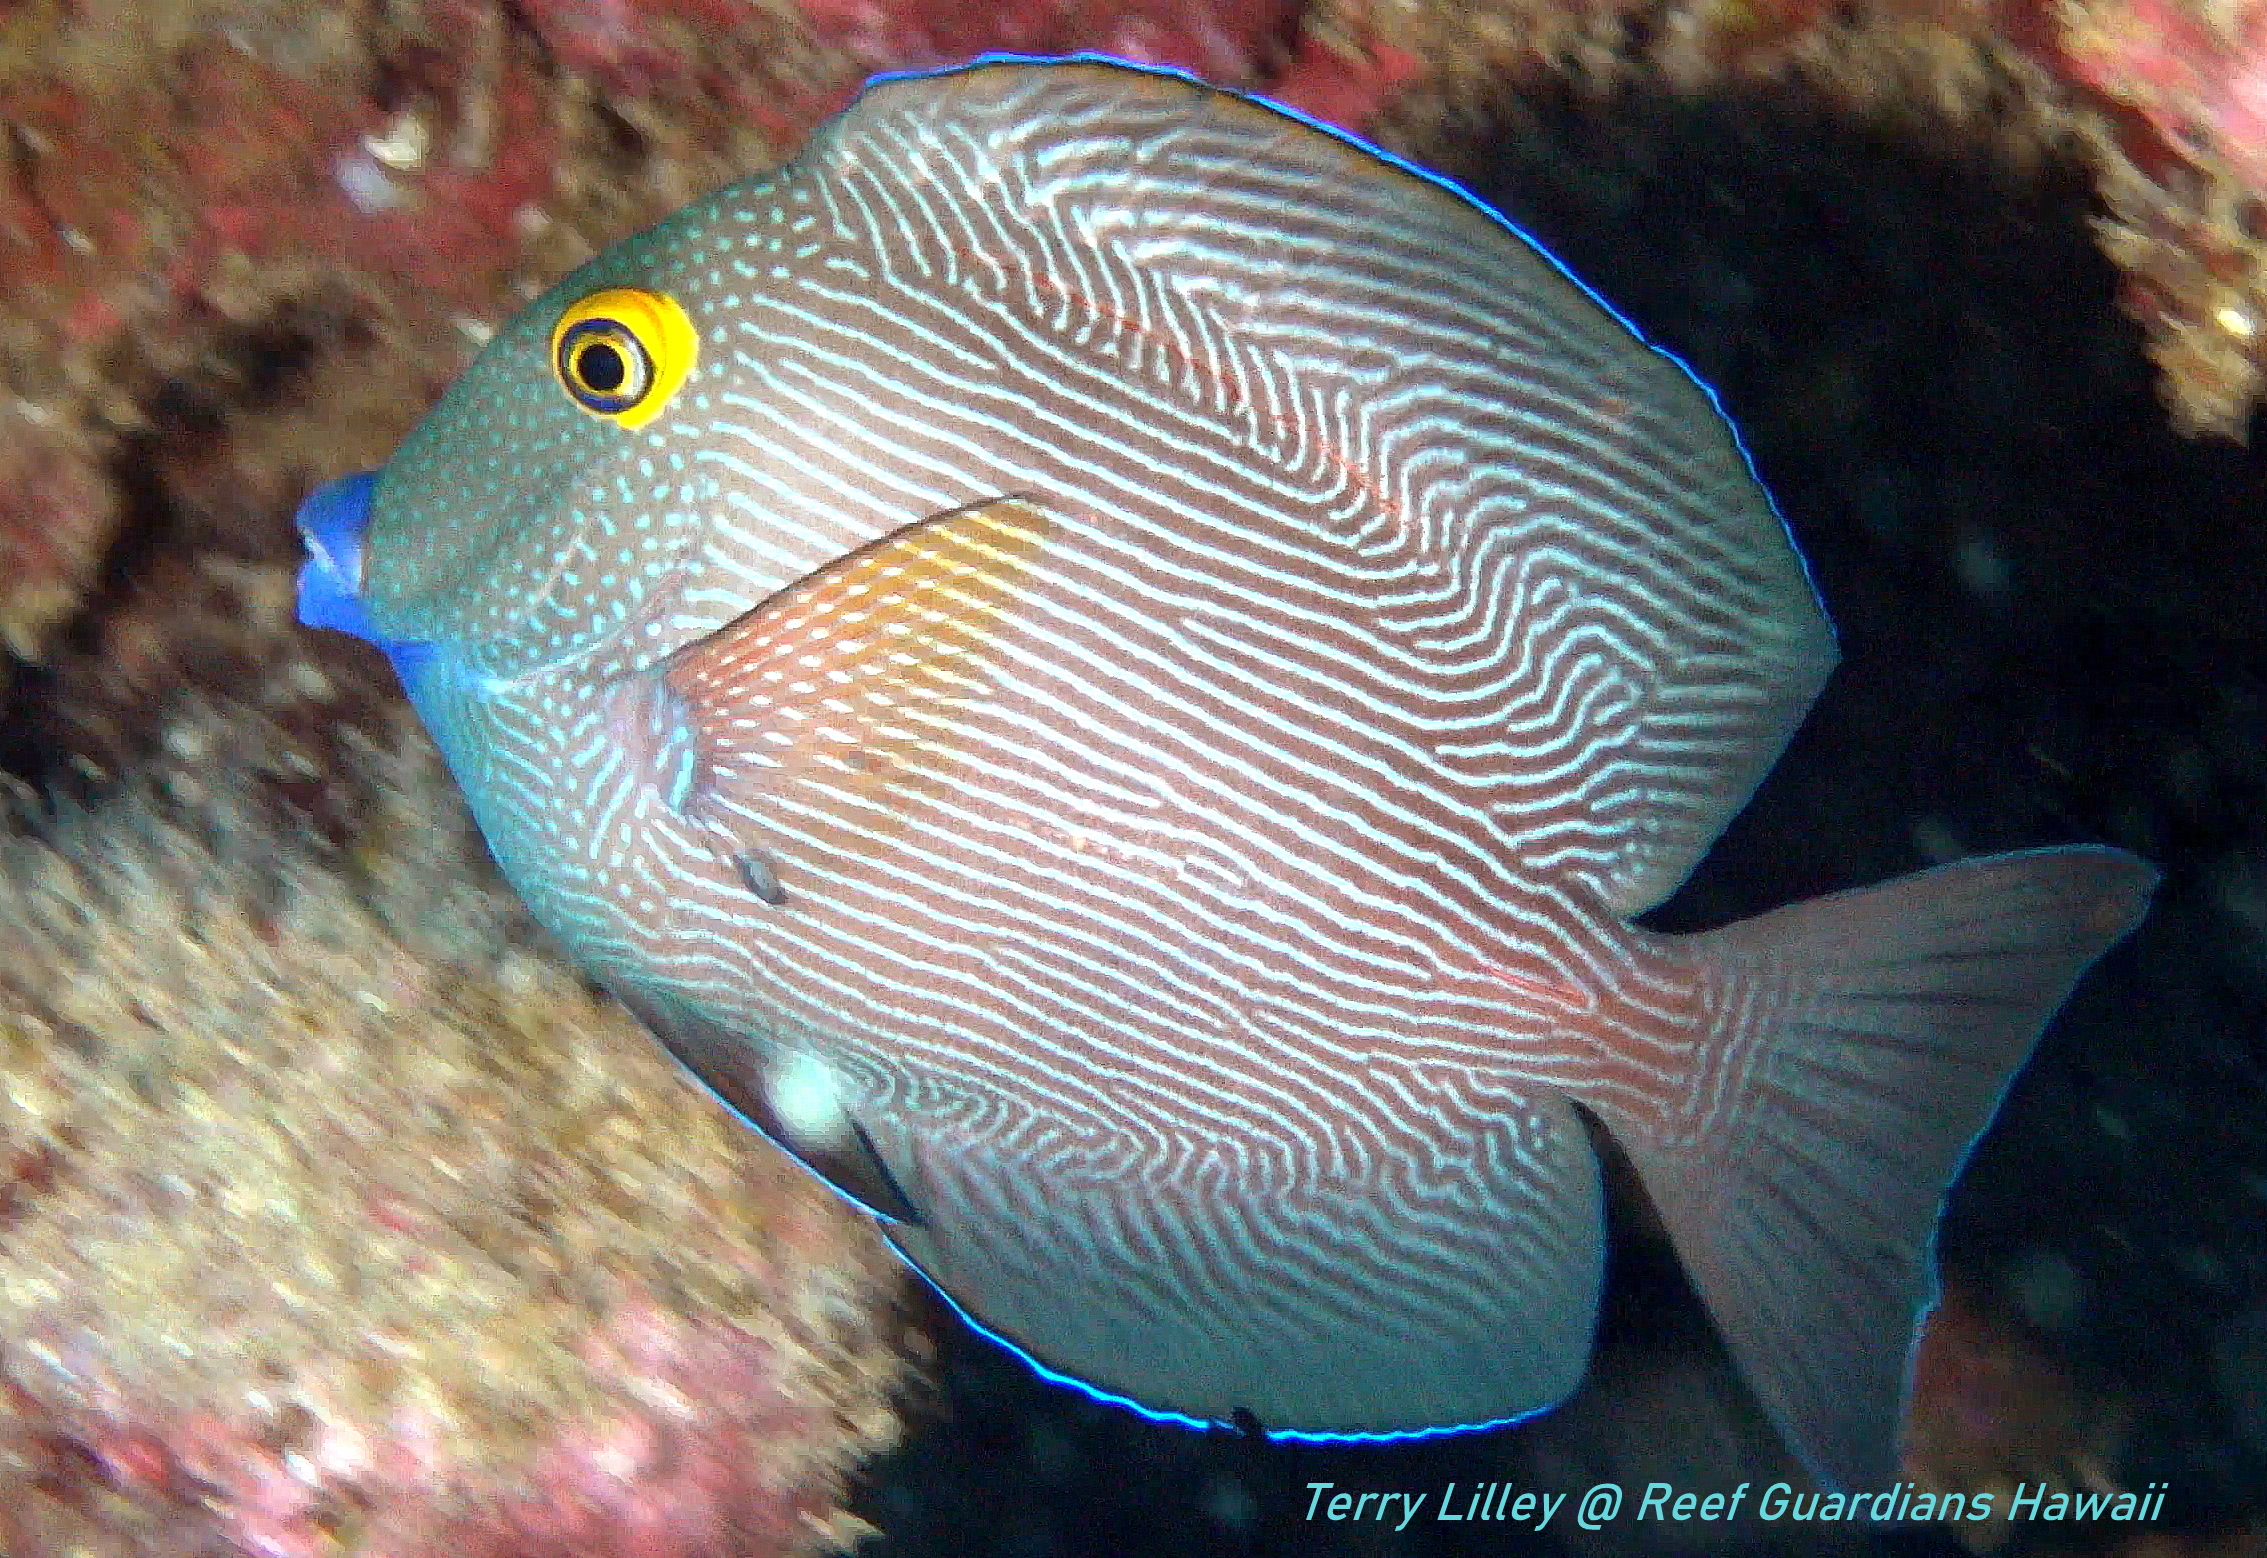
550,287,696,430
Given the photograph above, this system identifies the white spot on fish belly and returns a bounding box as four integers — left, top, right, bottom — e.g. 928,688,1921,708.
768,1051,854,1150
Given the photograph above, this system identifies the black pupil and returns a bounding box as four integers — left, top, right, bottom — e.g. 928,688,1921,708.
575,338,629,394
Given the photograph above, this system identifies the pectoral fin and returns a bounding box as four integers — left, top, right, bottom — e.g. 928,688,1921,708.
659,494,1057,823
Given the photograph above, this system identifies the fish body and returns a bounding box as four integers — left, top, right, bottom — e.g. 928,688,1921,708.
296,57,2156,1489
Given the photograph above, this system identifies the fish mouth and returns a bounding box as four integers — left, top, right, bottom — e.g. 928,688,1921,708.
294,470,439,684
295,471,381,637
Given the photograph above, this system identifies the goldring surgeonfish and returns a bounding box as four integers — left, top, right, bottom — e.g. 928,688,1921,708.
295,56,2156,1490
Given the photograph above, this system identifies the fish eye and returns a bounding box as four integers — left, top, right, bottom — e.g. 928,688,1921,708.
559,323,647,406
549,287,696,430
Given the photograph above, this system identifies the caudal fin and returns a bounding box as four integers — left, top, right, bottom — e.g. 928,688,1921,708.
1632,846,2156,1491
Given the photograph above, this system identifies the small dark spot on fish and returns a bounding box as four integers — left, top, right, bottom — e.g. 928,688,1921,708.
733,850,787,906
1226,1406,1266,1440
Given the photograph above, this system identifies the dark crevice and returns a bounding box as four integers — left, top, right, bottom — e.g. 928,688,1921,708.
0,299,372,797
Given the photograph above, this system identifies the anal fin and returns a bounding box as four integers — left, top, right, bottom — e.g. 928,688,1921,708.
885,1081,1608,1437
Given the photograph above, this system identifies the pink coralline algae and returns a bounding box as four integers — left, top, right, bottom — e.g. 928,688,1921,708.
0,715,908,1558
795,0,1302,82
2058,0,2267,435
1269,29,1429,131
126,1301,868,1558
2062,0,2267,197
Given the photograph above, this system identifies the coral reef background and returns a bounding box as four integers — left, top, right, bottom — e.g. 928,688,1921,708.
0,701,911,1557
0,1,2263,1555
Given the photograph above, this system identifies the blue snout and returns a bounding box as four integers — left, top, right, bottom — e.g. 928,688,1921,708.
294,470,436,684
296,472,381,638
